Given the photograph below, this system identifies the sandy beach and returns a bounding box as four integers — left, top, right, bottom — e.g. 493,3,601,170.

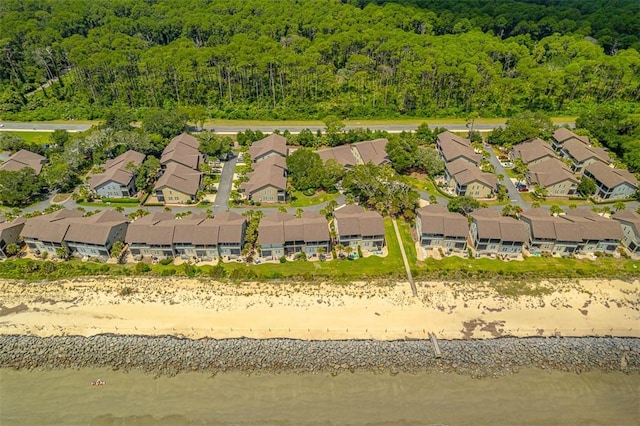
0,278,638,340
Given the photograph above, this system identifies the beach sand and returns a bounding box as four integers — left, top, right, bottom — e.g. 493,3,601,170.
0,278,638,340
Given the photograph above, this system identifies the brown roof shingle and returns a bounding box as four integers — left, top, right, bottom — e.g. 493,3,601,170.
316,145,357,167
553,128,589,145
527,158,578,187
64,210,129,245
561,209,623,241
249,134,287,161
334,204,384,238
445,158,497,189
437,131,481,165
512,138,556,164
562,139,610,164
21,209,84,243
242,156,287,194
154,162,202,196
584,162,638,190
353,139,389,165
471,209,527,242
0,149,48,175
417,205,468,238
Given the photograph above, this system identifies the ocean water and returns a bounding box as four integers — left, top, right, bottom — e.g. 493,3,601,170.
0,368,638,425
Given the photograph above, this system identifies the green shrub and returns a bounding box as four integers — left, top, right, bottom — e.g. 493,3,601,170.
207,264,226,278
160,268,176,276
279,255,287,263
182,263,198,278
134,262,151,273
102,197,139,204
159,258,173,265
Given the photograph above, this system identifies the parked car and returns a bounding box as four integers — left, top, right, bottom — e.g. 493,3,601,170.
518,187,529,192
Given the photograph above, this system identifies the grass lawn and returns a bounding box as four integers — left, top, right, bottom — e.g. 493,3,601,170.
77,200,140,208
8,131,51,145
287,191,339,208
520,193,592,207
51,193,71,203
399,174,452,200
248,191,339,208
414,255,638,282
396,219,417,266
504,168,519,179
223,218,405,280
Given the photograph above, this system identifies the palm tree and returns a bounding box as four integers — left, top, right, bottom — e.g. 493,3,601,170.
613,201,626,211
344,246,353,257
549,205,564,216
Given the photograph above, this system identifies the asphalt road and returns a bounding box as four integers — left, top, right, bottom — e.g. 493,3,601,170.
0,121,576,134
212,155,238,214
484,144,528,209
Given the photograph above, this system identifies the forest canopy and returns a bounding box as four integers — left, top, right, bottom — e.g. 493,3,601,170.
1,0,639,121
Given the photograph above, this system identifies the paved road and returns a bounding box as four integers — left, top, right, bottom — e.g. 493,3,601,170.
212,155,238,215
484,144,527,210
0,122,92,132
0,121,576,135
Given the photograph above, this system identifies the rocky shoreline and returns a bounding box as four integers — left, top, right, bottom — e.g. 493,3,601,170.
1,335,638,378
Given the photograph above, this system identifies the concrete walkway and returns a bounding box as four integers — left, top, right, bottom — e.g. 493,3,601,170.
392,218,417,297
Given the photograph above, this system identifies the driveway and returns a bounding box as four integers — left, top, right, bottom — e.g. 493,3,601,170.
485,144,527,209
212,154,238,214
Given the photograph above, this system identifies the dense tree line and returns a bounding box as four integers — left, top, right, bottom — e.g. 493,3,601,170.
0,0,639,121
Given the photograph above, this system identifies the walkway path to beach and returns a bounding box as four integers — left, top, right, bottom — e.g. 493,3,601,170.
392,218,417,297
